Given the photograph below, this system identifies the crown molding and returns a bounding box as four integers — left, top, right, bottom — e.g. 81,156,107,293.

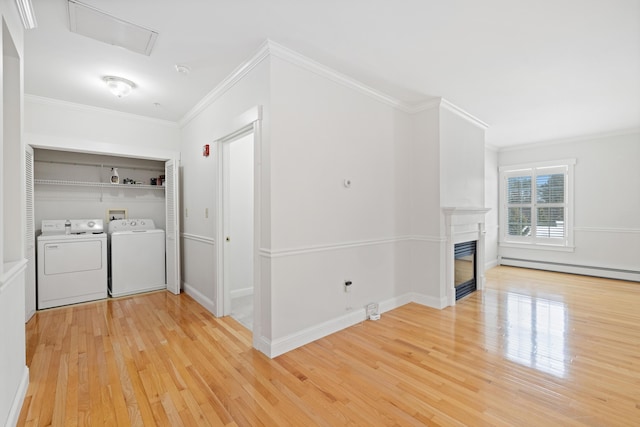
24,94,179,127
179,39,490,130
406,97,489,130
266,40,411,112
15,0,37,29
439,99,489,130
498,127,640,152
410,98,443,113
179,40,271,128
268,40,490,128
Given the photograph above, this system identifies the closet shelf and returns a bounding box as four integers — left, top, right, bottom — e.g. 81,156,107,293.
34,179,165,190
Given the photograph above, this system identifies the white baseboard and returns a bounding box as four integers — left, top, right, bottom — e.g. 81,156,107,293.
268,308,367,358
182,281,216,314
254,335,272,357
485,258,499,270
500,258,640,282
266,292,446,358
230,287,253,298
409,292,448,310
378,293,414,313
6,367,29,427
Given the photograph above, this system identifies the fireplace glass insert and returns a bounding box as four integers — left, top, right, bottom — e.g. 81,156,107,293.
454,240,476,300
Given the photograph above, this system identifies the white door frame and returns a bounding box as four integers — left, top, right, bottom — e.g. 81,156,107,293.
214,108,262,344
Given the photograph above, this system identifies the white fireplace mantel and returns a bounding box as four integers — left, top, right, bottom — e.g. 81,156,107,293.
442,207,490,306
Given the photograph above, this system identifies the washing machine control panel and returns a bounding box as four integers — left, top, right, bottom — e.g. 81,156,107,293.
108,219,156,233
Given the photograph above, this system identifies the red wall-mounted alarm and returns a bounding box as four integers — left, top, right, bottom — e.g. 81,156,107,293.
203,144,210,157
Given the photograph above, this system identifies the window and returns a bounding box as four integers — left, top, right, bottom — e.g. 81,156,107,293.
499,159,575,250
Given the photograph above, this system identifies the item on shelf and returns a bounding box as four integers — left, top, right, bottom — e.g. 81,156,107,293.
158,174,165,186
110,168,120,184
150,177,157,185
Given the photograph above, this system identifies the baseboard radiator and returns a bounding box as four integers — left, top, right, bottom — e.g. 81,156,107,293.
500,257,640,282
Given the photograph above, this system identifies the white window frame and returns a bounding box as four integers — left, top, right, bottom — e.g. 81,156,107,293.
499,159,576,252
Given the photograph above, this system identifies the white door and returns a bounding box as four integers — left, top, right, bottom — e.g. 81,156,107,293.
25,145,36,320
165,159,181,294
222,133,254,324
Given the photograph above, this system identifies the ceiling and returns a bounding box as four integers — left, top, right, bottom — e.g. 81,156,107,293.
23,0,640,147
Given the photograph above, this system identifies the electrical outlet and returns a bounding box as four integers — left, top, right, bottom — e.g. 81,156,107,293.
185,208,189,218
344,280,352,293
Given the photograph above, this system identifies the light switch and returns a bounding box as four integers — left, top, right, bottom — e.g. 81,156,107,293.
205,208,209,218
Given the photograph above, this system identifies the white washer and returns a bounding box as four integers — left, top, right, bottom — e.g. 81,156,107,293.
108,219,166,297
37,219,107,309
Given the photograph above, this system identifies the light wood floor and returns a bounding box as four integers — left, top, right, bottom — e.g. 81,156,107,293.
18,266,640,426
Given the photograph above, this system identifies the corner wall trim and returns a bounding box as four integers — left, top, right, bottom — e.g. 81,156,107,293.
267,41,409,112
408,235,447,243
267,291,446,358
439,98,490,130
183,281,216,314
181,233,215,245
497,128,640,153
0,259,28,295
268,308,367,358
260,236,411,258
485,259,499,270
5,367,29,427
178,39,489,127
180,41,271,127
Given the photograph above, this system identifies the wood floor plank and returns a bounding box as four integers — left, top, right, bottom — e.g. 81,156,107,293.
18,267,640,426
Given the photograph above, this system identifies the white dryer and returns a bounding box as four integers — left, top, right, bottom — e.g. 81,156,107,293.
108,219,165,297
37,219,107,309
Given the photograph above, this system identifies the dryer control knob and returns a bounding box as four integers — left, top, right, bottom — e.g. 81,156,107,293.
88,221,95,228
140,221,145,225
130,221,137,226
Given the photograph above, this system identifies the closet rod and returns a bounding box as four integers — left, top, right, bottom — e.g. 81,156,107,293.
34,159,164,173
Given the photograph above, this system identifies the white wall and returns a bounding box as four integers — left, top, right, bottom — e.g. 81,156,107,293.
33,149,166,231
407,104,488,306
409,106,445,304
180,44,492,357
267,55,414,340
179,56,271,326
485,147,499,269
440,106,486,208
498,132,640,279
0,3,29,425
25,96,179,153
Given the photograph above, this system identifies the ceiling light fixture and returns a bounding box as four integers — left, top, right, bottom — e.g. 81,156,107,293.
175,64,191,75
15,0,37,29
102,76,136,98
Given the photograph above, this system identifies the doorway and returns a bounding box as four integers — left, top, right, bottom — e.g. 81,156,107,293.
221,132,255,330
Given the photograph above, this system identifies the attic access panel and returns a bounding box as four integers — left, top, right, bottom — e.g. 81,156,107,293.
68,0,158,56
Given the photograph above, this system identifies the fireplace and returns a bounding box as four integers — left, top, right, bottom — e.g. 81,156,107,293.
443,207,490,306
454,240,476,300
